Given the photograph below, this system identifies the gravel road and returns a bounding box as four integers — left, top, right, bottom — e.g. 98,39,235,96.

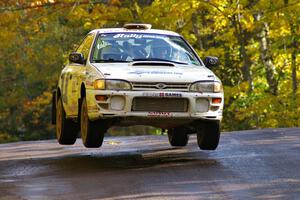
0,128,300,200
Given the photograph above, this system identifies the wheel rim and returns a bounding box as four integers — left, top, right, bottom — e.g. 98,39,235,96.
81,99,88,143
56,99,62,140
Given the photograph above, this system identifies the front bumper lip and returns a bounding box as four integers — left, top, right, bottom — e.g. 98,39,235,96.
86,89,223,121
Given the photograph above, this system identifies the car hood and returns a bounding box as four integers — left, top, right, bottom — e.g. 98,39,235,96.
91,62,217,83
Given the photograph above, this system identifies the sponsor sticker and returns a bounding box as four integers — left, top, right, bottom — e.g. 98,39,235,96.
128,70,183,75
148,111,173,117
142,92,182,97
112,33,167,40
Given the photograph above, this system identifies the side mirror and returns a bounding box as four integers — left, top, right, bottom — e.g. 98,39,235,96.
203,56,219,68
69,52,85,64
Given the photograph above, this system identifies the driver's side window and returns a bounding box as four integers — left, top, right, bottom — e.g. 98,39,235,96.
76,34,95,61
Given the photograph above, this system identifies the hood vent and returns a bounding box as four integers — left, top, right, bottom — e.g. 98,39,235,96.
131,61,175,67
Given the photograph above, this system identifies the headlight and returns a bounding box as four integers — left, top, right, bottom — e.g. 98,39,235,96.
94,79,131,90
190,81,223,93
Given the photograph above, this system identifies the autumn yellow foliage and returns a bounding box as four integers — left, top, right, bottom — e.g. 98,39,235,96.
0,0,299,142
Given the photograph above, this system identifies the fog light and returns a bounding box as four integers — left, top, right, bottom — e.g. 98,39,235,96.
98,103,109,110
95,95,108,101
210,106,219,111
196,98,209,112
110,96,125,111
212,98,222,104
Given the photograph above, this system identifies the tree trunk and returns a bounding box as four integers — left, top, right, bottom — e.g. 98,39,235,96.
232,13,253,92
191,12,204,50
291,23,297,99
256,13,278,95
240,41,254,92
284,0,298,99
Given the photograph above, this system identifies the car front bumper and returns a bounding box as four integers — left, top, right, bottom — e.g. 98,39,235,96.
86,89,223,123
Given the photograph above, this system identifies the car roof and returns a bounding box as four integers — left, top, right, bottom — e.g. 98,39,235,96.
89,28,181,37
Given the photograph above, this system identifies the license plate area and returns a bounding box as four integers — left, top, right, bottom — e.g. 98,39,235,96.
132,97,188,112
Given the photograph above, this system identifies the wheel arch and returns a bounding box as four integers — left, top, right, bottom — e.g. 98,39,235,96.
56,87,62,99
80,83,86,98
78,83,86,119
51,87,61,125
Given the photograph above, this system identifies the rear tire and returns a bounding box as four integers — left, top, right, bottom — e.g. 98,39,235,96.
168,127,189,147
197,121,220,150
80,97,106,148
56,97,78,145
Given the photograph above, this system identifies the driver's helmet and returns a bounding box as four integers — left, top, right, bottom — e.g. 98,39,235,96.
99,44,121,60
150,40,171,60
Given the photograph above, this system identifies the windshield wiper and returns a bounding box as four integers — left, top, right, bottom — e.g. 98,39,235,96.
132,58,188,65
92,59,129,63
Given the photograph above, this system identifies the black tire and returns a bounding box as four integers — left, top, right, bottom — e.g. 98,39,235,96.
56,97,78,145
80,97,106,148
197,121,220,150
168,127,189,147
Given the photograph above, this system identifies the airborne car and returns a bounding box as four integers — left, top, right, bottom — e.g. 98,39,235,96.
52,24,224,150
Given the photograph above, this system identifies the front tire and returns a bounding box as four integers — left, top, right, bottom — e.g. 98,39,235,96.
80,97,106,148
56,97,78,145
197,121,220,150
168,127,189,147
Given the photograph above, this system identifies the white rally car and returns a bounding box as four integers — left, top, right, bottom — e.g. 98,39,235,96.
52,24,223,150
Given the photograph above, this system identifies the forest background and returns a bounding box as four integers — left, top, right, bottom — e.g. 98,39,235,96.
0,0,299,143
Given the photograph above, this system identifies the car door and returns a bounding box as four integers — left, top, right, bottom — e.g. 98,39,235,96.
63,33,95,117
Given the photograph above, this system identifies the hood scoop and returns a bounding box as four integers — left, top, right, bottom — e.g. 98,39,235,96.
131,61,175,67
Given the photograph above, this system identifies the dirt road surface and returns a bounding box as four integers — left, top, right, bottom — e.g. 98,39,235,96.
0,128,300,200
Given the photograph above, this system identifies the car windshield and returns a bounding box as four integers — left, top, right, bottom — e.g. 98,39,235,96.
91,33,201,66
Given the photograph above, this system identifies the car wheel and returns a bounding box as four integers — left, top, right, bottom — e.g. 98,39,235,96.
197,121,220,150
56,97,78,145
167,127,189,147
80,96,106,148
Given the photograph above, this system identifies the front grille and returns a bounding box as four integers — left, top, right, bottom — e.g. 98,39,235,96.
132,97,188,112
131,82,190,91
